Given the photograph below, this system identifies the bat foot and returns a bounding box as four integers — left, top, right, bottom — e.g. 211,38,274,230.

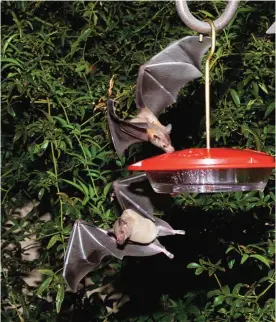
163,249,174,259
174,230,185,235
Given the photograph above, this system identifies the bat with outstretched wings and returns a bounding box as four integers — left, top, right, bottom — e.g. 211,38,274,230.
107,36,211,157
63,214,185,292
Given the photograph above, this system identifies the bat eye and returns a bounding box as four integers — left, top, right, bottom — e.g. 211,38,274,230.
153,135,160,141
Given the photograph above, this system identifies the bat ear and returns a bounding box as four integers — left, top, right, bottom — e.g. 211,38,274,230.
118,218,127,227
166,124,172,134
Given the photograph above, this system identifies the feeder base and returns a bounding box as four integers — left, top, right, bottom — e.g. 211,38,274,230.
150,182,268,193
146,168,272,194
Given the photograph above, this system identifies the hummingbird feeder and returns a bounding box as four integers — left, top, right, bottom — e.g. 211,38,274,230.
128,2,275,194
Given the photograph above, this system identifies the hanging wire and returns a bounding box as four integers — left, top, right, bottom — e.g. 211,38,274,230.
204,19,216,149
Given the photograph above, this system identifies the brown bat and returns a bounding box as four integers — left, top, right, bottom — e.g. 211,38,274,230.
107,36,211,157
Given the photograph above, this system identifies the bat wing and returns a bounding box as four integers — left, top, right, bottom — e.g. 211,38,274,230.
126,239,174,259
107,99,149,157
266,22,275,34
155,217,185,237
113,173,155,221
63,220,172,292
136,36,211,115
63,220,125,292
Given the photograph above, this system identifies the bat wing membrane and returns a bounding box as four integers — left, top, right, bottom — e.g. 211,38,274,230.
113,173,155,221
136,36,211,115
63,220,171,292
155,217,185,237
107,99,149,157
63,220,124,292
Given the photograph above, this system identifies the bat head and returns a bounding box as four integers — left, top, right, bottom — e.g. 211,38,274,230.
148,125,174,153
113,218,131,245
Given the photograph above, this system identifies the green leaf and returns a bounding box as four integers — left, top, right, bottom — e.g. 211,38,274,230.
56,284,65,313
2,34,19,54
214,295,224,306
197,10,215,18
252,82,259,98
38,188,45,200
230,89,240,106
77,28,92,43
195,267,204,275
82,195,90,206
62,179,87,194
103,182,113,197
228,259,235,269
37,269,54,276
7,105,16,117
221,285,230,295
47,234,61,249
226,245,235,254
75,64,87,73
258,83,268,94
53,116,69,126
13,131,23,142
241,124,261,150
39,110,54,122
269,192,275,201
168,299,177,307
187,262,201,269
235,192,242,200
79,181,89,196
71,28,92,55
1,57,23,68
241,253,249,264
88,184,94,198
250,254,270,268
37,277,52,295
265,102,275,118
207,289,221,299
93,14,98,26
233,283,242,295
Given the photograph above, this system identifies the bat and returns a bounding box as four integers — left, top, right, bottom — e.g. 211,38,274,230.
113,172,156,221
107,36,211,157
266,22,275,34
113,209,185,245
63,211,185,292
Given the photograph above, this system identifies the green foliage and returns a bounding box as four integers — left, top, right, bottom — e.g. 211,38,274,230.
1,1,274,321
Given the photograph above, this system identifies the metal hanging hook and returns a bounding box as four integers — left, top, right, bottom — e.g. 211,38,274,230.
175,0,240,34
204,19,216,149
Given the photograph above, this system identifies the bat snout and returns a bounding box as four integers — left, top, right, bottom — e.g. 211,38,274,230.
116,235,126,245
164,145,175,153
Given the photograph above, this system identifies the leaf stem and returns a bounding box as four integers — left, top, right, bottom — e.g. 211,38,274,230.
2,270,24,322
256,281,275,301
214,273,222,289
47,98,65,254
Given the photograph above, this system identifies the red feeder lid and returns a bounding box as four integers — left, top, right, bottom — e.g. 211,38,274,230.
128,148,275,171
